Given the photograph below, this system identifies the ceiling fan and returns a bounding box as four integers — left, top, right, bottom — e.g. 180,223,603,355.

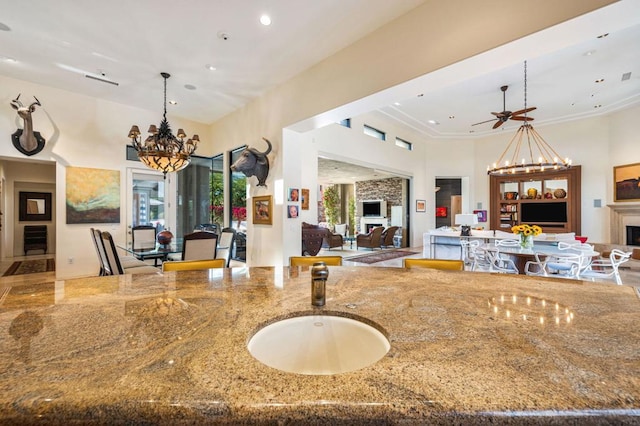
472,85,536,129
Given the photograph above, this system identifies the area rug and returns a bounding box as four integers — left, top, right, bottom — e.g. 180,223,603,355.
3,259,55,277
346,250,418,264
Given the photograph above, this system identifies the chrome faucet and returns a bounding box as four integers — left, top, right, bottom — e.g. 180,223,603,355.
311,262,329,306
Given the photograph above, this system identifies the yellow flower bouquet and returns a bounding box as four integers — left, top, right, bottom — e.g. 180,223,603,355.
511,224,542,249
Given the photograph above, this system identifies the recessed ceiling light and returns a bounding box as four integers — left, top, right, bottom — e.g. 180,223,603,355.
169,100,177,105
594,104,602,109
427,120,440,125
205,64,217,71
448,115,455,119
184,84,196,90
0,22,10,31
260,14,272,26
417,93,424,97
394,102,401,106
595,78,604,83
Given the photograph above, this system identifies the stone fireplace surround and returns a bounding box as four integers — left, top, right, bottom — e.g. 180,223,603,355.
608,202,640,244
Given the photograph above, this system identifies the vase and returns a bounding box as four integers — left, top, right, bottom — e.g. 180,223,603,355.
157,230,174,246
520,234,534,250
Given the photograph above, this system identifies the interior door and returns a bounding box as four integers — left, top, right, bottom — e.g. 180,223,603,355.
126,169,169,249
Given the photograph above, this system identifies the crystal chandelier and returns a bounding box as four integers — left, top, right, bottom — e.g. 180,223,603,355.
487,61,571,175
128,72,199,177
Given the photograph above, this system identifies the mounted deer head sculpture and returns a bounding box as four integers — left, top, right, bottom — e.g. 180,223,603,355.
10,94,46,156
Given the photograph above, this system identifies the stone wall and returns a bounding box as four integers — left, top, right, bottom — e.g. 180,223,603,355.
355,177,404,233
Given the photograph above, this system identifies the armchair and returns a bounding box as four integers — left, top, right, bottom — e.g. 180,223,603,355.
356,226,384,250
323,231,344,250
380,226,399,248
302,222,328,256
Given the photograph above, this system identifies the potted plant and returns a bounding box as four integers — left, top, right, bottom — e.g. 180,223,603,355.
322,185,340,229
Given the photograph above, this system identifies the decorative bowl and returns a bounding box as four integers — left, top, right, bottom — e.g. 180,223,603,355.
504,191,519,200
157,230,174,245
554,188,567,199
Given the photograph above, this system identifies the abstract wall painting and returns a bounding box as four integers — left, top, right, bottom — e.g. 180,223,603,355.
66,167,120,224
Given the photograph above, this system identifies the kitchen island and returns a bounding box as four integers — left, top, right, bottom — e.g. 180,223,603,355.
1,266,639,424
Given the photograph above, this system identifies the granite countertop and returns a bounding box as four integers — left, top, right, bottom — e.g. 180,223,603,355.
1,267,639,424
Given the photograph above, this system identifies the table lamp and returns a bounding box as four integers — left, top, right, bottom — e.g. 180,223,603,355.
455,214,478,237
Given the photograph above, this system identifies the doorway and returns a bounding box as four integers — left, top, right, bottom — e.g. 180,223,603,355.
126,169,168,249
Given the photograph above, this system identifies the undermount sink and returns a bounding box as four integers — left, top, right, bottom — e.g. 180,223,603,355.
247,313,390,375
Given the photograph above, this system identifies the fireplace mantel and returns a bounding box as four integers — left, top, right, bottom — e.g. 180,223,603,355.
607,202,640,244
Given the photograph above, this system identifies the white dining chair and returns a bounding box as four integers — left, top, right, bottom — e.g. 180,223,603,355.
487,249,519,274
215,228,236,267
495,239,520,247
581,249,631,285
181,231,218,261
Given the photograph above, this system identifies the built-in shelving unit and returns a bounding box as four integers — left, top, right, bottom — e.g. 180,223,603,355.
489,166,581,234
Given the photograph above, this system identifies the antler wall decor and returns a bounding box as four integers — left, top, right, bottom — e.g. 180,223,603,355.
10,94,46,156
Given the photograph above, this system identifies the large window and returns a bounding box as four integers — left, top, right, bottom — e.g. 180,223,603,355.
229,146,247,231
174,155,213,239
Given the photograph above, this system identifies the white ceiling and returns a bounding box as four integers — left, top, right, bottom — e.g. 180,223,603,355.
0,0,424,124
1,0,639,183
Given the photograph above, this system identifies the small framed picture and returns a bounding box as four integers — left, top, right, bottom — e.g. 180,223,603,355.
253,195,272,225
288,188,300,202
287,204,299,218
301,188,310,210
473,209,487,222
416,199,426,212
614,163,640,202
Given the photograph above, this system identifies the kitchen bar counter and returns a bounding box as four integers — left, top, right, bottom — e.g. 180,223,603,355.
1,267,639,424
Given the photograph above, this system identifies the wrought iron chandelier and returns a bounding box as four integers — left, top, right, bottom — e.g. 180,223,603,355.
487,61,571,175
128,72,199,176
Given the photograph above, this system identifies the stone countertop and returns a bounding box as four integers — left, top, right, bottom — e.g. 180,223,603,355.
1,267,639,424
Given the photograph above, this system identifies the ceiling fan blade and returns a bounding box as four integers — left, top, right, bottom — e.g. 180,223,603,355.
492,120,504,129
510,116,534,121
471,118,498,126
511,106,537,116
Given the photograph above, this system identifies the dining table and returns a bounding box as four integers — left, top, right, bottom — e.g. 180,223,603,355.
483,242,599,275
117,241,182,265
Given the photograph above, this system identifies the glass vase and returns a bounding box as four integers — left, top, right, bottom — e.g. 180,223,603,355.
520,234,534,250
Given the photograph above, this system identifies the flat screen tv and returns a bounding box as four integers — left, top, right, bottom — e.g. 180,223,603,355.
361,200,387,217
520,201,567,223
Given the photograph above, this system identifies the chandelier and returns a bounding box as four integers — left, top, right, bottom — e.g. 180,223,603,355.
487,61,571,175
128,72,199,176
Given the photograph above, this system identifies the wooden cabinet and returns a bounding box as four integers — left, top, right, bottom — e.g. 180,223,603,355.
489,166,581,234
24,225,48,255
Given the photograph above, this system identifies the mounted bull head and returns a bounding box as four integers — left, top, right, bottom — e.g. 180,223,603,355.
230,137,272,187
10,94,46,156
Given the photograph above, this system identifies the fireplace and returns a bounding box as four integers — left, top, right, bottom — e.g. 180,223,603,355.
627,226,640,246
608,202,640,244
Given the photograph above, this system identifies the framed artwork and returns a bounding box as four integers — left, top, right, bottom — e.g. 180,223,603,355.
253,195,273,225
435,206,448,217
301,188,310,210
473,209,487,222
19,192,52,221
416,199,426,212
287,204,299,218
614,162,640,202
288,187,300,202
66,167,120,224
